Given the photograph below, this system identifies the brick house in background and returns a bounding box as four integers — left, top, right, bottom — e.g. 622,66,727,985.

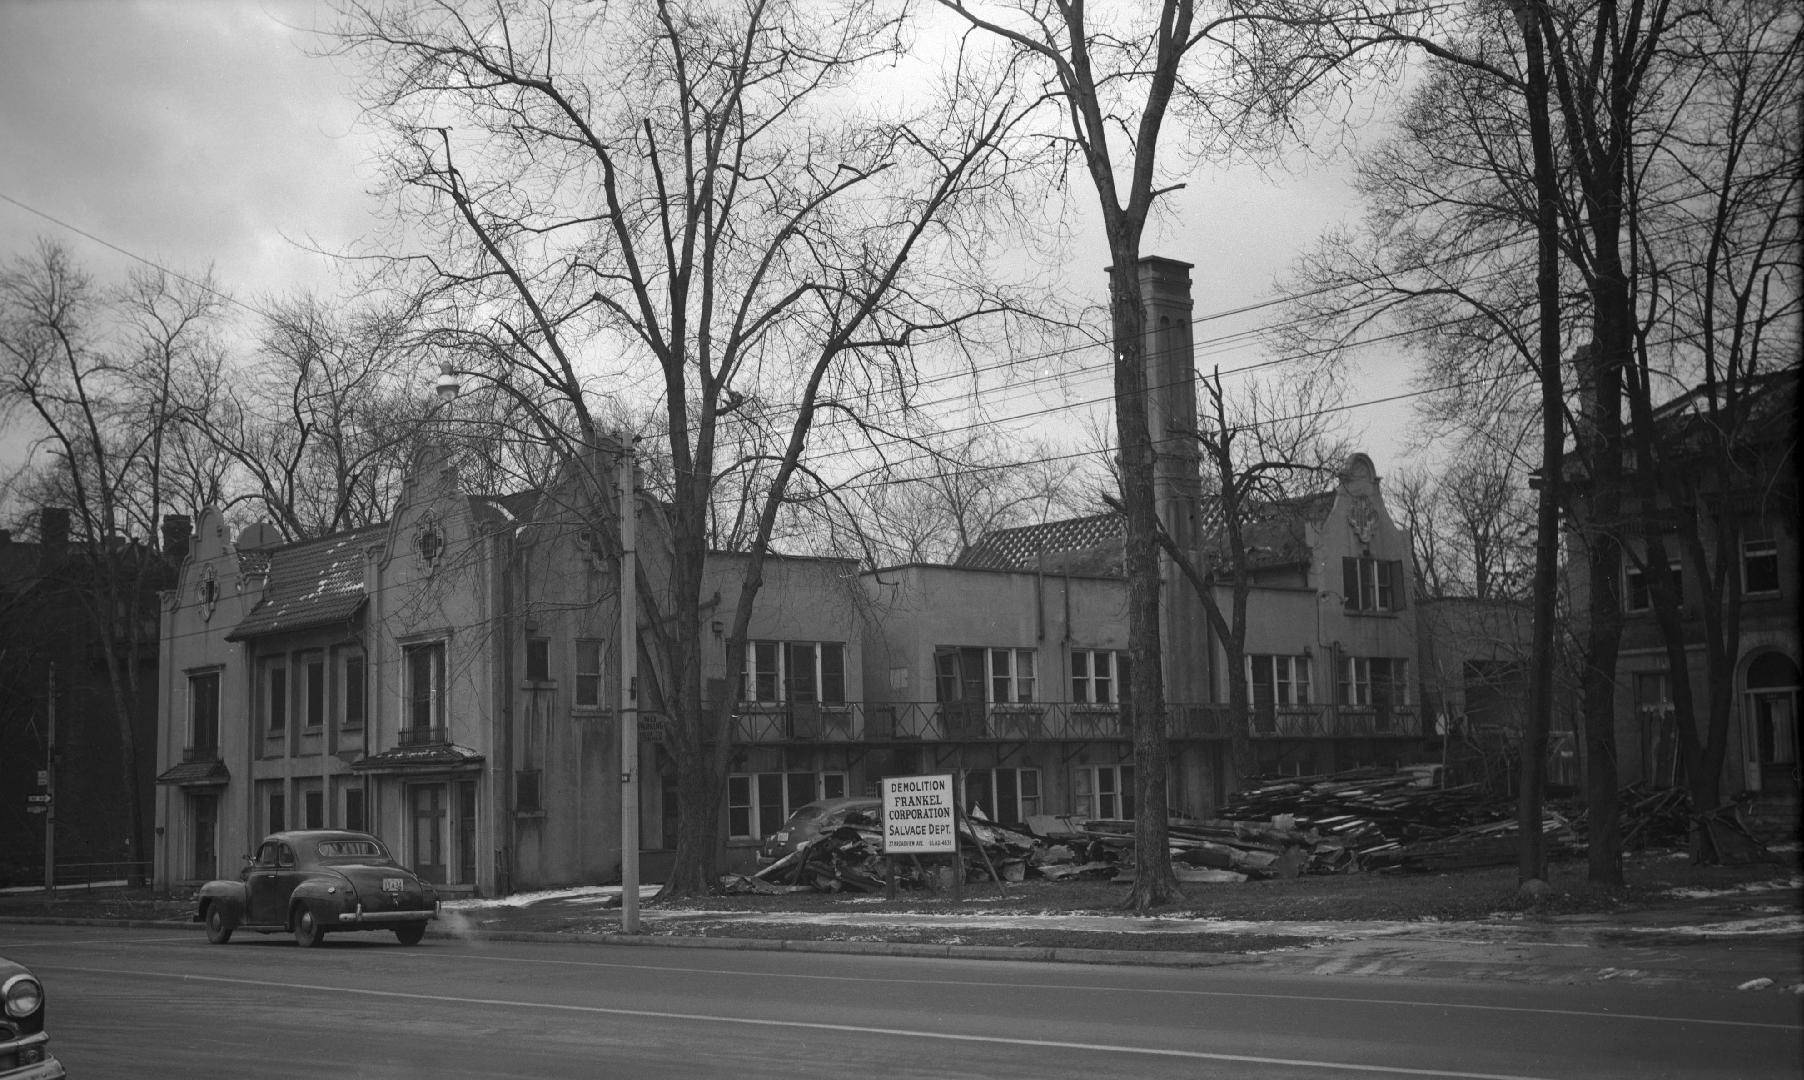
1594,368,1800,827
0,508,183,885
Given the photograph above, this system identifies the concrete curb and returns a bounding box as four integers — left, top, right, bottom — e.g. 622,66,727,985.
3,915,1796,989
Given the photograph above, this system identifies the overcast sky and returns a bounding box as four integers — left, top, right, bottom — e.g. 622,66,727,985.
0,0,1417,514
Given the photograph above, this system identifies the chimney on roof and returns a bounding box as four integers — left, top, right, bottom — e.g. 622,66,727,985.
39,507,70,549
162,513,193,565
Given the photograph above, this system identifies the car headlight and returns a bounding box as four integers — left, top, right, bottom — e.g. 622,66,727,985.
3,974,44,1018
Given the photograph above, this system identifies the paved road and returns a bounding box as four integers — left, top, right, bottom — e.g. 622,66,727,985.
4,924,1798,1079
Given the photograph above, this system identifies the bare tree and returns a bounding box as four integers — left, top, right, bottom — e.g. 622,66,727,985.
0,240,223,878
179,293,438,539
335,0,1042,896
1144,367,1352,784
938,0,1415,909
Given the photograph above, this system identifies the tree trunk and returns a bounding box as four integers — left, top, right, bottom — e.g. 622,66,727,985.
1109,257,1181,911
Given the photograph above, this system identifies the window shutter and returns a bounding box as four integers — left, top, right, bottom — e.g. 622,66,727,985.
1342,557,1359,610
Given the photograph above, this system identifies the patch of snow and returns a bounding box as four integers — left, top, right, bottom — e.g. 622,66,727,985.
442,884,658,910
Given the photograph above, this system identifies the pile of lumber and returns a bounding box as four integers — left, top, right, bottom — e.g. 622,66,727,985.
719,772,1739,894
1215,767,1584,874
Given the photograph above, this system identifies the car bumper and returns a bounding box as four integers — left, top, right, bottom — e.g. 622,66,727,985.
0,1033,64,1079
336,906,437,925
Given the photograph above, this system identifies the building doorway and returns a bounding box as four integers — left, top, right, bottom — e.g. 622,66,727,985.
1743,652,1800,795
189,792,218,881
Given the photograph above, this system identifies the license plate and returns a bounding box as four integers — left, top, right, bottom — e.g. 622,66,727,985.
383,877,405,892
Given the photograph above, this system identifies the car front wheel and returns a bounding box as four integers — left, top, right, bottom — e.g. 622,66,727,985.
394,922,427,946
293,903,327,948
205,905,235,945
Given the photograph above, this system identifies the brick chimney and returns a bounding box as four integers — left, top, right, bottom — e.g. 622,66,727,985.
39,507,70,548
162,513,193,564
1134,258,1210,716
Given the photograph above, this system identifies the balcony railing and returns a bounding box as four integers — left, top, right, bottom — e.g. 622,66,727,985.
398,725,449,747
728,701,1422,744
182,743,222,763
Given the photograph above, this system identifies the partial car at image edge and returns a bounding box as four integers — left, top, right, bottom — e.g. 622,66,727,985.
1,955,64,1079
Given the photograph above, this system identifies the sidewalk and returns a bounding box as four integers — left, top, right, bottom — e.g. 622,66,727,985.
5,878,1798,995
427,877,1804,993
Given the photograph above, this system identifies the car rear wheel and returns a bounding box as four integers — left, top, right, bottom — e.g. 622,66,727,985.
394,922,427,946
205,905,234,945
293,903,327,948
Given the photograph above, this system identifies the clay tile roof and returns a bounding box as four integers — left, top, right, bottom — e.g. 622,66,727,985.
226,525,383,640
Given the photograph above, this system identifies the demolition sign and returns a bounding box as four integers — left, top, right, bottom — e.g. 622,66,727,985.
881,774,957,854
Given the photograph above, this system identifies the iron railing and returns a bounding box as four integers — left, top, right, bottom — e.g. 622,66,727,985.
727,700,1421,744
398,725,449,747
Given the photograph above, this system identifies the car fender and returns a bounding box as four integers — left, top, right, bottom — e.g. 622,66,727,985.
196,880,249,923
289,874,355,919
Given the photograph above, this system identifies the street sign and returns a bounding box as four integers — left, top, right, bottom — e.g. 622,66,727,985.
36,770,48,786
27,794,52,803
27,806,46,815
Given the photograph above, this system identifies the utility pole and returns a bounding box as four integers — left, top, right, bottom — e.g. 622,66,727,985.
43,661,57,895
617,443,641,933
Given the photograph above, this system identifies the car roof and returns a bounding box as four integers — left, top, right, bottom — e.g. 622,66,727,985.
261,830,385,845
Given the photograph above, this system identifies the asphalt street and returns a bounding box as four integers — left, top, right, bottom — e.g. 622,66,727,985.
4,924,1799,1079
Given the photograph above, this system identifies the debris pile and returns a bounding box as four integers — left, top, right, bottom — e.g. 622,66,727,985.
1216,767,1584,873
720,771,1745,894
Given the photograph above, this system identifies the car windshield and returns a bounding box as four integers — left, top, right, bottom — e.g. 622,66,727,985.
785,806,826,826
315,839,387,860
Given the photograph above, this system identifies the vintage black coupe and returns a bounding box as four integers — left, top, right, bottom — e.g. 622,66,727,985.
0,955,63,1079
196,830,438,947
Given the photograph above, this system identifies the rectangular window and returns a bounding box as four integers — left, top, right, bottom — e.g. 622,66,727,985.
342,653,366,730
989,648,1036,703
963,767,1042,825
344,787,366,833
739,641,849,705
526,637,551,682
1247,655,1312,706
304,789,324,829
1340,657,1409,707
1743,538,1780,595
724,771,849,840
516,769,543,812
303,653,326,730
189,671,220,753
575,639,603,707
1342,557,1405,612
1071,650,1124,704
263,658,288,735
747,641,781,702
1074,764,1134,821
1626,561,1682,612
268,790,286,834
404,642,447,731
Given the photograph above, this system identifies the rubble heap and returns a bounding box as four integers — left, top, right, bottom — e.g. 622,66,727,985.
719,771,1755,895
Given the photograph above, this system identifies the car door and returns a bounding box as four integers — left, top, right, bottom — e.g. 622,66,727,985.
246,841,284,925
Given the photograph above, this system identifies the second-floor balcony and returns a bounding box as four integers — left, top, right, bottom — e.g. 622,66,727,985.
398,724,450,747
728,701,1423,744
